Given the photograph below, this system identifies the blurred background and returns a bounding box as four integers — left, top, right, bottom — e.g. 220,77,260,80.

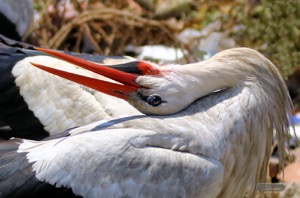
1,0,300,197
21,0,300,77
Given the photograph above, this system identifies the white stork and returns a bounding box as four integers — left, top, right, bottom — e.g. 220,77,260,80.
0,35,138,139
0,47,293,197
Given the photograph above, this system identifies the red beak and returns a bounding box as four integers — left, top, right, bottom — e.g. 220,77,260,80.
30,48,156,100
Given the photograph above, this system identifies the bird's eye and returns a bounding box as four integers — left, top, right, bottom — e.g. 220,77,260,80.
146,95,163,107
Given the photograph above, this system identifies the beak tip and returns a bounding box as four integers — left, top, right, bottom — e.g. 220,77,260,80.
30,62,40,68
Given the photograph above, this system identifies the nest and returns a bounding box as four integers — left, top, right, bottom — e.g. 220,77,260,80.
27,0,187,57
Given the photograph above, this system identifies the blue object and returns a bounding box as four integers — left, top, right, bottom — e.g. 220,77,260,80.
293,114,300,124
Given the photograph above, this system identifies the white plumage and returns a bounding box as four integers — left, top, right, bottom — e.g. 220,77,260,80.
13,56,139,133
1,47,293,197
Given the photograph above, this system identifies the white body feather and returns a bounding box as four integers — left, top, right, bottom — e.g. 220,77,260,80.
12,56,140,133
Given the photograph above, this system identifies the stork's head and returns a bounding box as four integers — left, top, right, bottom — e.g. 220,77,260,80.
31,48,202,115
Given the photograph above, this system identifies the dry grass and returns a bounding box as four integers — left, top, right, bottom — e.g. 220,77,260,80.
27,0,190,59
